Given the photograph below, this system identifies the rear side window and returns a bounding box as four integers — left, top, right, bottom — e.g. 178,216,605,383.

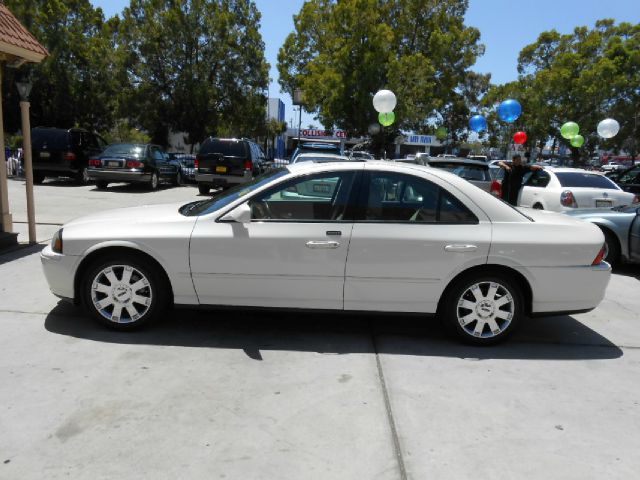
357,171,478,224
525,170,551,187
31,130,70,150
556,172,618,190
200,139,247,157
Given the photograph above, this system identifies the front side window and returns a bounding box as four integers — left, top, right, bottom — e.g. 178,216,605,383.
249,171,357,221
525,170,551,187
357,171,477,224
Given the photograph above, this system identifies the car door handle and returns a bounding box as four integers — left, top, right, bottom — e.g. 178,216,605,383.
444,244,478,252
306,240,340,249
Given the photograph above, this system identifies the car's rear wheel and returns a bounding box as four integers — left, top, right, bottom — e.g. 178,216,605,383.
198,184,209,195
602,230,620,265
173,171,182,187
149,172,159,190
33,172,45,184
96,181,109,190
83,255,168,330
442,274,524,345
533,203,543,210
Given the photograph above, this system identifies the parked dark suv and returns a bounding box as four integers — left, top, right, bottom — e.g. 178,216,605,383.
195,138,267,194
31,127,108,184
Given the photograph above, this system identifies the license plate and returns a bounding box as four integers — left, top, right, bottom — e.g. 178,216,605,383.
215,166,227,173
596,200,612,207
39,152,50,158
108,161,120,167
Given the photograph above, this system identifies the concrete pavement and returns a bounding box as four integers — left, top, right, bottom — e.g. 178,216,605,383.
1,180,640,479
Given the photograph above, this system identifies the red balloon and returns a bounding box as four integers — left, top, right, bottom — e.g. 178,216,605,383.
513,131,527,144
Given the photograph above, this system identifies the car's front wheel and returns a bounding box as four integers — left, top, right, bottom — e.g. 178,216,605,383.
602,230,620,265
149,172,159,190
82,255,168,330
198,184,210,195
95,181,109,190
442,273,524,345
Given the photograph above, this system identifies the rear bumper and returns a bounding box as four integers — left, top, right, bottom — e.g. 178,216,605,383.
525,262,611,314
87,169,151,183
196,171,252,186
33,162,80,175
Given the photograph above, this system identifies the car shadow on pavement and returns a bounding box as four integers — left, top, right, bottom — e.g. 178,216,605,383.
89,183,176,194
44,302,622,361
0,243,45,265
612,264,640,280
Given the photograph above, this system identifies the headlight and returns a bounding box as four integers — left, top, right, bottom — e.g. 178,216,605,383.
51,228,63,254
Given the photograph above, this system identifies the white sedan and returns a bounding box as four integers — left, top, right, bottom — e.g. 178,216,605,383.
41,161,611,345
518,167,637,211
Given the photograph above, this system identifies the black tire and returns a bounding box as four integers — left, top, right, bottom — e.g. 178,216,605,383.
149,172,159,190
198,184,210,195
533,203,544,210
82,253,169,330
76,166,90,185
96,181,109,190
173,171,182,187
441,273,524,345
602,229,621,265
33,172,45,184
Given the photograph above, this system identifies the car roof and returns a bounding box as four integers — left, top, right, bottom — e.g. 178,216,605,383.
426,158,489,167
544,167,606,175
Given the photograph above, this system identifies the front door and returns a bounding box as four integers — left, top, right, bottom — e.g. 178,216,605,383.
189,169,359,309
344,169,491,313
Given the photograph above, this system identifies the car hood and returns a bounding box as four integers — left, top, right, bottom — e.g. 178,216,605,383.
63,202,189,228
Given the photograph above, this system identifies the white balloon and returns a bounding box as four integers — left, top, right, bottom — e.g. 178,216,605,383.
373,89,397,113
597,118,620,139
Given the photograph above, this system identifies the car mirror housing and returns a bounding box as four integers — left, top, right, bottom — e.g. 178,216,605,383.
219,202,251,223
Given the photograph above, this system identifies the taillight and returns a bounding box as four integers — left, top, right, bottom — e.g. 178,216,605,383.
88,158,101,167
195,155,201,169
64,152,77,161
592,245,606,265
490,179,502,197
560,190,577,208
244,160,253,171
126,160,144,168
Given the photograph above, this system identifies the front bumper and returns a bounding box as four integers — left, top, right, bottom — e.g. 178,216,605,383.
195,171,252,186
87,169,151,183
527,262,612,314
40,245,81,301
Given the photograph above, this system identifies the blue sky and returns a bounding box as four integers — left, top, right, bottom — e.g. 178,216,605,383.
91,0,640,128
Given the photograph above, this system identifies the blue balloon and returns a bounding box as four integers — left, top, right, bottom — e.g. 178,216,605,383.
469,115,487,132
497,99,522,123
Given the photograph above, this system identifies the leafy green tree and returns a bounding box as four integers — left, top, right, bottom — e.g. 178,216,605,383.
3,0,118,133
489,20,640,162
277,0,487,139
118,0,269,147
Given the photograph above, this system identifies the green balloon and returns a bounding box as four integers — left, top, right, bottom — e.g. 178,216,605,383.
435,126,448,140
560,121,579,139
570,134,585,147
378,111,395,127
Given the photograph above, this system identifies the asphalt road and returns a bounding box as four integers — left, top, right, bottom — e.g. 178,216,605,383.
1,178,640,479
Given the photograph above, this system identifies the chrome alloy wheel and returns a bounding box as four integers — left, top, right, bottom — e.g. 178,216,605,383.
90,265,153,324
456,281,514,338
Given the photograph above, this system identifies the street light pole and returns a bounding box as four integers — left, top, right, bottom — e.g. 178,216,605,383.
16,80,36,244
293,88,303,148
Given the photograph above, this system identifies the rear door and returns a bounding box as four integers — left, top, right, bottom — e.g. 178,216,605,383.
198,140,248,177
344,168,491,313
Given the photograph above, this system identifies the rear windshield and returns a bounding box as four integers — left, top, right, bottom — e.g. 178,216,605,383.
429,162,490,181
103,144,146,157
200,140,246,157
294,155,347,163
31,129,70,150
556,172,618,189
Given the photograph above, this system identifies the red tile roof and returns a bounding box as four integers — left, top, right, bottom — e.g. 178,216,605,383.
0,4,48,59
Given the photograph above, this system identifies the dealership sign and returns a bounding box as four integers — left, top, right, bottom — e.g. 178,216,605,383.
301,129,347,138
405,135,436,145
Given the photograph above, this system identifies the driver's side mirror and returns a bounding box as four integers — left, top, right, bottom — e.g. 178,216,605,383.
219,202,252,223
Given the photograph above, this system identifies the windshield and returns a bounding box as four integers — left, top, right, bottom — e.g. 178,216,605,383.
180,169,289,216
103,144,146,157
429,162,490,181
556,172,618,189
